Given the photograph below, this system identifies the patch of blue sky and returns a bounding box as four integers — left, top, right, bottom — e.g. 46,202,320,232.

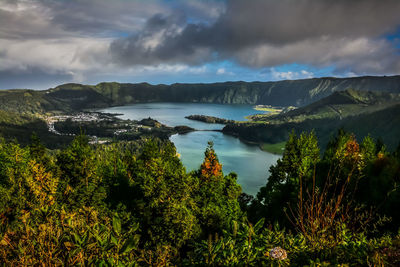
113,31,131,38
86,61,338,86
257,63,335,81
385,26,400,50
276,63,334,76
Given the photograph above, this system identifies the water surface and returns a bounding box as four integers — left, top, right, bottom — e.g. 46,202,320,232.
102,102,262,130
102,103,280,195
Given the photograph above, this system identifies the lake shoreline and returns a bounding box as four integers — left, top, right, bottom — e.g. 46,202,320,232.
100,102,281,195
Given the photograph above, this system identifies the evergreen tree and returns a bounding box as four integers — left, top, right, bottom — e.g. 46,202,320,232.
195,141,242,235
360,135,377,162
28,133,46,162
56,134,106,210
128,139,200,250
249,131,319,226
0,140,32,227
200,141,223,181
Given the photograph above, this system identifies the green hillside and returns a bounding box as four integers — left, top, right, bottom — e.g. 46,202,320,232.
47,83,111,110
0,110,72,148
224,90,400,150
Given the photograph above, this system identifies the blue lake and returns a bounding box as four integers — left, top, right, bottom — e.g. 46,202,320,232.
101,103,280,195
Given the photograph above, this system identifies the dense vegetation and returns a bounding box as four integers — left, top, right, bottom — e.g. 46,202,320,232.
1,131,399,265
185,115,234,124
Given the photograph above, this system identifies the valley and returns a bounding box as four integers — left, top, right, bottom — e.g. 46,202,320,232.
1,75,400,148
1,76,400,192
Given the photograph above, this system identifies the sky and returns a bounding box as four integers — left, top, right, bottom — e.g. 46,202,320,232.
1,0,400,90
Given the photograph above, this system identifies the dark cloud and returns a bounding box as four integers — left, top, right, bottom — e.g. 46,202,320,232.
109,0,400,74
1,0,400,88
46,0,169,36
0,0,223,39
215,0,400,47
0,3,62,40
110,12,213,66
0,0,168,39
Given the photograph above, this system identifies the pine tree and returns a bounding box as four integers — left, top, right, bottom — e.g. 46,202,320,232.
195,141,241,235
56,134,106,210
249,131,319,226
200,141,222,181
127,139,200,250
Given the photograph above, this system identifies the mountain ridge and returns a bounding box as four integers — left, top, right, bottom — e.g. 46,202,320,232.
1,75,400,114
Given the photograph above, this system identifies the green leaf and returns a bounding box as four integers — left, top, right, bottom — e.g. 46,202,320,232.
120,235,140,254
73,233,82,245
111,233,118,246
254,218,265,233
98,260,108,267
131,222,139,233
82,231,89,246
213,241,222,253
113,214,122,235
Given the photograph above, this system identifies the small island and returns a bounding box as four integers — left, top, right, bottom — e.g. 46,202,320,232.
185,114,234,124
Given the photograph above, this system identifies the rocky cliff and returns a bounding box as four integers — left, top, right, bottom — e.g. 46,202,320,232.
91,75,400,107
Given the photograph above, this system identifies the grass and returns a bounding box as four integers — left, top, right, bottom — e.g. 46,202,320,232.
260,141,286,154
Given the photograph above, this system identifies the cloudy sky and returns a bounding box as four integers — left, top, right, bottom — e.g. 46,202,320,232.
1,0,400,89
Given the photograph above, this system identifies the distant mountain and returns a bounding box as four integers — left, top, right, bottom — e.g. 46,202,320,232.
1,75,400,114
91,75,400,107
223,89,400,150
